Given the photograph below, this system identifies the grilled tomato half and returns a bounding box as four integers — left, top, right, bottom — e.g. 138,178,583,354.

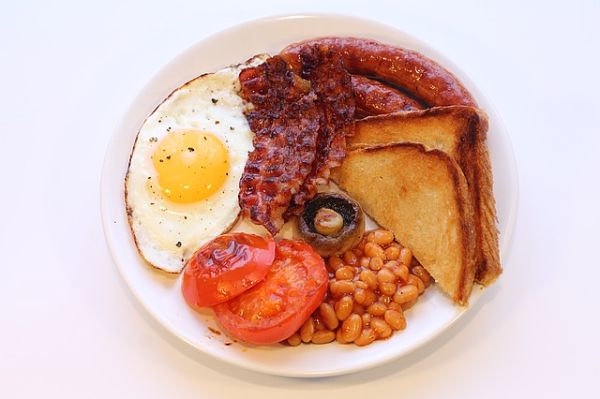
213,239,328,345
181,233,276,307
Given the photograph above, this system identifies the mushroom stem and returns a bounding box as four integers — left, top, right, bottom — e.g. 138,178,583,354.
314,208,344,235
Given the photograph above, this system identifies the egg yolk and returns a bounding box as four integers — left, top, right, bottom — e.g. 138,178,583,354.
152,130,229,203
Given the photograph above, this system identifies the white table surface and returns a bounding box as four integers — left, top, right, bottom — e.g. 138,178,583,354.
2,0,599,397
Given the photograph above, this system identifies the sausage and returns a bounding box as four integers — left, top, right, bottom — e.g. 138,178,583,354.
280,37,476,108
351,75,422,117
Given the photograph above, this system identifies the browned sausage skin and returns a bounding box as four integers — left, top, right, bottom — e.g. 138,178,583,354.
351,75,422,117
280,37,476,108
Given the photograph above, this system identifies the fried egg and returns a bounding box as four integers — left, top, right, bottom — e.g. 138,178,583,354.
126,56,267,273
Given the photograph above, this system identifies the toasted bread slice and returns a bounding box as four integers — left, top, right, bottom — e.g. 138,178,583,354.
331,143,477,304
348,106,500,285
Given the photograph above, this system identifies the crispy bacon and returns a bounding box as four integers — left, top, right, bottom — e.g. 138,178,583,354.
238,57,320,235
238,47,355,234
288,45,355,214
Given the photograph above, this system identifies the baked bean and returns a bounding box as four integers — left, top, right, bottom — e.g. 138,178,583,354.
359,256,370,268
354,288,376,306
312,330,335,344
384,245,400,260
360,269,378,289
341,314,362,343
354,288,366,304
343,250,358,265
287,333,301,346
365,290,377,306
335,266,355,281
411,265,432,288
300,318,314,343
355,280,368,289
330,280,355,296
319,303,339,330
366,231,376,243
336,328,347,344
388,302,403,312
354,327,376,346
371,318,392,339
399,247,413,266
369,256,384,271
380,295,392,305
392,264,409,282
393,285,419,304
380,282,397,296
328,255,343,271
352,247,363,258
372,229,394,246
365,242,385,258
384,309,406,330
377,268,396,284
361,313,371,325
335,296,354,320
408,274,425,294
367,302,387,316
352,302,366,315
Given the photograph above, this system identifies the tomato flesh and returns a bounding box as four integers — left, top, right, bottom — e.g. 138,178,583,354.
213,239,328,345
181,233,275,307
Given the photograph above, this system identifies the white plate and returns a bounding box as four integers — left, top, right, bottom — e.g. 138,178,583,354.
101,14,518,378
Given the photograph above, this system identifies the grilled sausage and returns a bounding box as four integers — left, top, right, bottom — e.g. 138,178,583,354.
280,37,476,107
351,75,422,117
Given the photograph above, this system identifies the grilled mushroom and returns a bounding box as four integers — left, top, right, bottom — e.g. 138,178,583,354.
298,192,365,256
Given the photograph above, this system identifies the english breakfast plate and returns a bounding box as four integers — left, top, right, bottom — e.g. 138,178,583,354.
101,14,518,377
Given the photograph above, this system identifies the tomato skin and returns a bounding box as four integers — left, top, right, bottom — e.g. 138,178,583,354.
181,233,276,307
213,240,328,345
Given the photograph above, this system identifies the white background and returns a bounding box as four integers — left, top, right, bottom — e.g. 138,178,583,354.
1,0,599,398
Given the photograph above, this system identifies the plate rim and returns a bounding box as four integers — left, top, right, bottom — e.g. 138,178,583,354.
100,12,519,378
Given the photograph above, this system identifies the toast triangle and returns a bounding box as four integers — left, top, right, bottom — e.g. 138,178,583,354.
332,143,477,304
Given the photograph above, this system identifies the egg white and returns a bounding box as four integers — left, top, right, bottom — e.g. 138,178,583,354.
126,55,268,273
